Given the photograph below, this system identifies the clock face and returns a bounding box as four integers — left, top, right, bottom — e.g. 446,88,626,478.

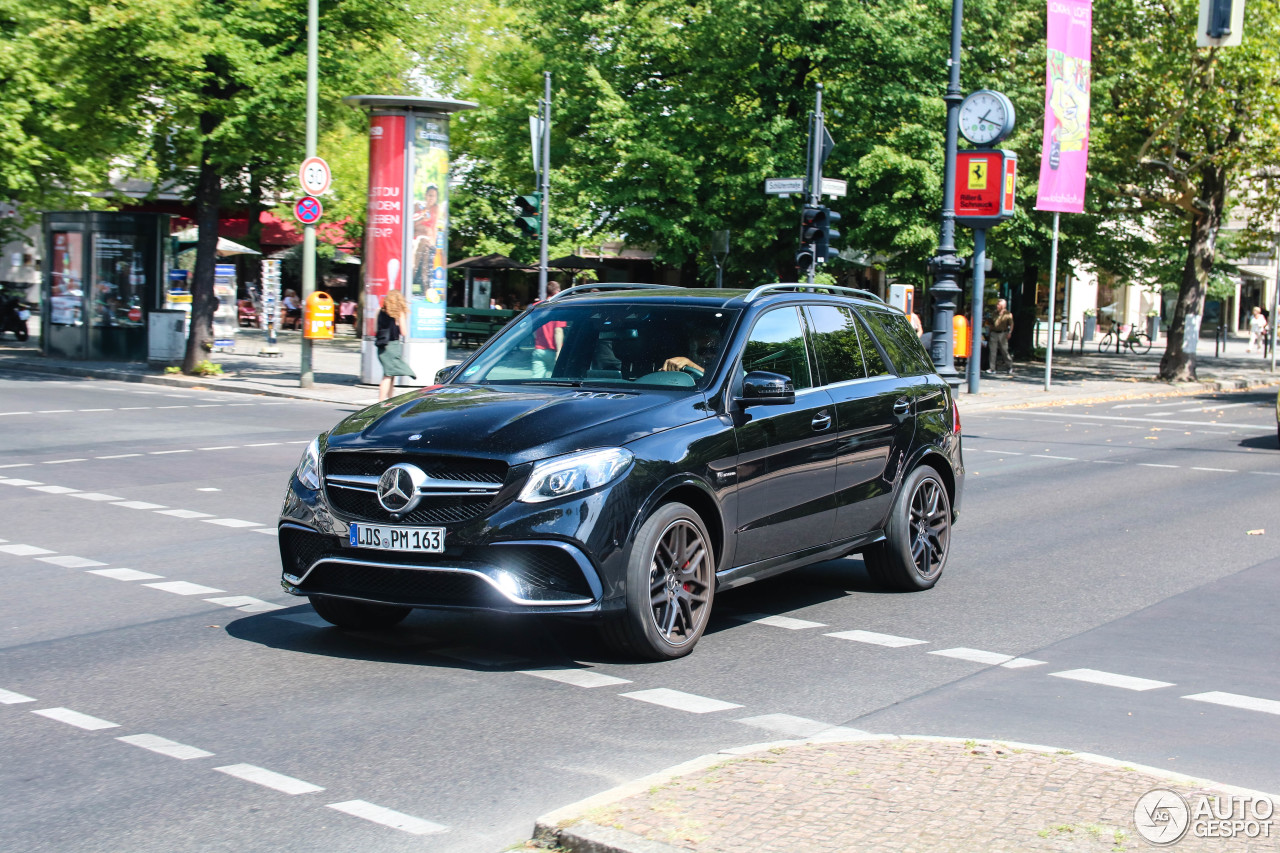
959,90,1013,146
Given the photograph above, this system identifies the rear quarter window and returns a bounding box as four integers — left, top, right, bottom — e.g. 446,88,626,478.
858,308,935,376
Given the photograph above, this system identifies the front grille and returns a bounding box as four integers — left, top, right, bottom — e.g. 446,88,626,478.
322,451,508,525
484,545,592,597
299,562,502,608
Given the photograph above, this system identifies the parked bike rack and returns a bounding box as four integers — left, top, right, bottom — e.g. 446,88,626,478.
1068,321,1083,355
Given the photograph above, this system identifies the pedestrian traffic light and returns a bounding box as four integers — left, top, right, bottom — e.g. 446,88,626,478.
514,193,541,237
800,205,841,263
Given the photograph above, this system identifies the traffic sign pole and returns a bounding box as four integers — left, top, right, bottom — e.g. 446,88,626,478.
300,0,319,389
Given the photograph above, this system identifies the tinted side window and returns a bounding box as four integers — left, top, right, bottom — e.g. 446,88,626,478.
859,308,934,376
742,307,813,391
805,305,868,385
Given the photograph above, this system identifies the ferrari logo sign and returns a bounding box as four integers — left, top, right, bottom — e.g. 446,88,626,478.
955,150,1017,227
967,158,989,190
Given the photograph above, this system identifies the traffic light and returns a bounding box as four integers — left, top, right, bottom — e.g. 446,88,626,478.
795,245,815,272
800,205,842,263
816,206,841,262
514,193,541,236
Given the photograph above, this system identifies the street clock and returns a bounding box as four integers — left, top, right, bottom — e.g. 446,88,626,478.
958,89,1015,147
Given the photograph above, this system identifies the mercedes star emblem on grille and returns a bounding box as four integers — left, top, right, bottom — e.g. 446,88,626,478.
377,463,425,513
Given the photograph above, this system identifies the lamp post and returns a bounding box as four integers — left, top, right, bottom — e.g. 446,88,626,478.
927,0,966,389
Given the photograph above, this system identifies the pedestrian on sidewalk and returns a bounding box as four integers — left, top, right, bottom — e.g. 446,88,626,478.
989,298,1014,374
1247,305,1267,353
376,290,416,400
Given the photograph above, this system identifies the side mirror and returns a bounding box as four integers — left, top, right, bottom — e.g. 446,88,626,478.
735,371,795,406
434,364,460,384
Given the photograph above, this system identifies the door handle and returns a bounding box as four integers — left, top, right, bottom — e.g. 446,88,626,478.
811,411,833,430
892,399,911,415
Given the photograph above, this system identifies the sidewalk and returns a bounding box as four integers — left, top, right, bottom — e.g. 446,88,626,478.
1,324,1276,411
531,734,1277,852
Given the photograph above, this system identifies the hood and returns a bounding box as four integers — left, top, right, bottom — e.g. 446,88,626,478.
326,384,708,462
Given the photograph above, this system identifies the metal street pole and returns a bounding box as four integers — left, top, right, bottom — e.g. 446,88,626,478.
806,85,824,286
1271,224,1279,372
1044,211,1060,390
968,229,985,394
538,72,551,303
927,0,965,388
299,0,318,389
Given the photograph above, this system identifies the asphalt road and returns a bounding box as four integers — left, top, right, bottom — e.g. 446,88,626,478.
2,372,1278,852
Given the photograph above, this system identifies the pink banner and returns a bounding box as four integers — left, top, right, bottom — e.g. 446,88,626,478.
1035,0,1092,213
363,114,406,337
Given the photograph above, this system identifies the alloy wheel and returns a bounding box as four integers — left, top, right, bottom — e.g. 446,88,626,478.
908,477,950,581
648,519,712,646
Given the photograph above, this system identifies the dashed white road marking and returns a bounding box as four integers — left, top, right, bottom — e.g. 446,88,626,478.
0,688,35,704
930,647,1013,665
1137,463,1178,469
273,611,332,628
433,647,528,668
32,707,120,730
214,764,324,795
36,555,107,569
1050,668,1174,691
77,408,110,413
150,449,192,455
245,442,281,447
326,800,446,835
69,492,124,501
254,528,279,536
980,449,1023,455
1017,411,1270,430
0,412,33,416
741,613,828,630
0,478,42,486
203,518,261,528
155,509,214,519
96,454,142,459
29,485,81,494
1182,691,1280,716
1001,657,1048,669
0,543,56,556
144,581,226,596
621,688,743,714
117,734,214,760
113,501,167,510
197,487,220,492
734,713,861,738
88,568,164,581
1249,471,1280,477
38,409,73,413
200,446,238,450
1191,467,1236,473
0,463,34,469
825,629,928,648
519,668,632,688
42,458,86,464
1032,454,1077,460
205,596,286,613
118,406,152,411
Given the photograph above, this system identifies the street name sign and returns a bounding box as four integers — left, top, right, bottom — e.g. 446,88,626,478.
765,177,805,195
820,178,847,198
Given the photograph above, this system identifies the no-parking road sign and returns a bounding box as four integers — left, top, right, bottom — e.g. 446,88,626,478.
294,196,323,225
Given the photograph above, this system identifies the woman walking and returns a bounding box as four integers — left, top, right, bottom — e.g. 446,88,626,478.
376,290,416,400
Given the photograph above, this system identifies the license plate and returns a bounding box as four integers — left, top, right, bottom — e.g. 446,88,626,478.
348,523,445,553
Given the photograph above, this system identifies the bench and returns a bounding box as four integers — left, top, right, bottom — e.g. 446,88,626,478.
446,308,517,346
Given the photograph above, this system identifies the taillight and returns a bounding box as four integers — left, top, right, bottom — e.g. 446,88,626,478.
952,399,961,434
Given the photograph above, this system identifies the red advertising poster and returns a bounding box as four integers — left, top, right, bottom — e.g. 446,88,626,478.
954,151,1003,219
50,231,84,326
363,114,406,338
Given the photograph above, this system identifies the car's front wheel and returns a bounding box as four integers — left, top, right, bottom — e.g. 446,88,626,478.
862,465,952,591
309,596,411,630
604,502,715,660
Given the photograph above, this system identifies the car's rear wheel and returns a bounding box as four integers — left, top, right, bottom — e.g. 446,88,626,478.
309,596,411,630
863,465,951,591
603,502,715,660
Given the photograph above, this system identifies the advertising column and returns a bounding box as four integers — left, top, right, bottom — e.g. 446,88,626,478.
361,114,407,384
404,115,451,382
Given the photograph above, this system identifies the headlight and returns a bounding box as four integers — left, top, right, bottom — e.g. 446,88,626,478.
517,447,633,503
296,437,321,490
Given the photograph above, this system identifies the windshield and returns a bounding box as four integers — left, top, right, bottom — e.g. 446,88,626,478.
454,302,740,391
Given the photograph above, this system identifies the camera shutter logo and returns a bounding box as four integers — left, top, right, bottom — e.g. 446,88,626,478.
377,463,425,513
1135,789,1191,845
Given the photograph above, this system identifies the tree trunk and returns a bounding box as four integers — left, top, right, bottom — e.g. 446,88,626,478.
183,154,221,373
1158,168,1225,382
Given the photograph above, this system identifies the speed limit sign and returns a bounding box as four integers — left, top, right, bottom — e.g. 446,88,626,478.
298,156,331,196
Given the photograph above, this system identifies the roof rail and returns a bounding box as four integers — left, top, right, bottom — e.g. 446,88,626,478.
548,283,682,302
743,283,886,304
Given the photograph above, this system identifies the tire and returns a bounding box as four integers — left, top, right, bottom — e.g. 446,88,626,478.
1097,334,1113,353
309,596,411,630
602,502,715,660
1131,333,1152,354
862,465,952,592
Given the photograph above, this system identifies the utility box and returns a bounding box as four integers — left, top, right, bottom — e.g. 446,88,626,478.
889,284,915,316
148,309,188,364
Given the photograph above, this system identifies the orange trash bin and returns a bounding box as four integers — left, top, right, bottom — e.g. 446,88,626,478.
953,314,970,359
303,291,335,340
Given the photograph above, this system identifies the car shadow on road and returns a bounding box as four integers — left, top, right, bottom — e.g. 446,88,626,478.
1239,434,1278,450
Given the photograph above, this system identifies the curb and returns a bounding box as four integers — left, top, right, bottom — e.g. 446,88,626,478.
957,374,1277,413
531,733,1280,853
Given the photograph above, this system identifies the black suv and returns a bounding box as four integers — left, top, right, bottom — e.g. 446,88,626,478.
279,284,964,659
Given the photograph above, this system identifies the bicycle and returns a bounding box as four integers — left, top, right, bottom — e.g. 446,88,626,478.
1098,322,1151,355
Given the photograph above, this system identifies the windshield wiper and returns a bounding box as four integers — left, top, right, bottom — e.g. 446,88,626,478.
524,380,585,387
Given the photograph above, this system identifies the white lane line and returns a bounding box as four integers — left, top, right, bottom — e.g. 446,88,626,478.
1191,467,1237,473
154,405,189,409
88,568,164,581
155,509,214,519
0,688,35,704
29,485,81,494
77,409,111,413
36,555,107,569
1017,411,1270,430
69,492,124,501
740,613,828,630
0,544,56,556
519,668,632,688
38,409,73,413
1091,460,1125,465
144,581,225,596
1032,454,1077,460
980,449,1023,455
42,458,87,465
253,528,279,536
326,800,446,835
1138,463,1179,469
204,596,286,613
203,518,261,528
199,446,237,451
97,454,142,459
117,734,214,760
1002,657,1048,669
214,764,324,795
113,501,168,510
150,449,192,455
734,713,862,738
273,611,331,628
227,403,254,407
930,647,1013,665
622,688,743,714
118,406,153,410
0,478,42,486
0,412,33,417
1182,691,1280,716
825,630,928,648
1178,402,1253,413
32,707,119,730
245,442,281,447
197,488,220,492
193,404,222,408
0,463,34,469
1249,471,1280,477
433,647,528,668
285,440,311,444
1050,668,1173,691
